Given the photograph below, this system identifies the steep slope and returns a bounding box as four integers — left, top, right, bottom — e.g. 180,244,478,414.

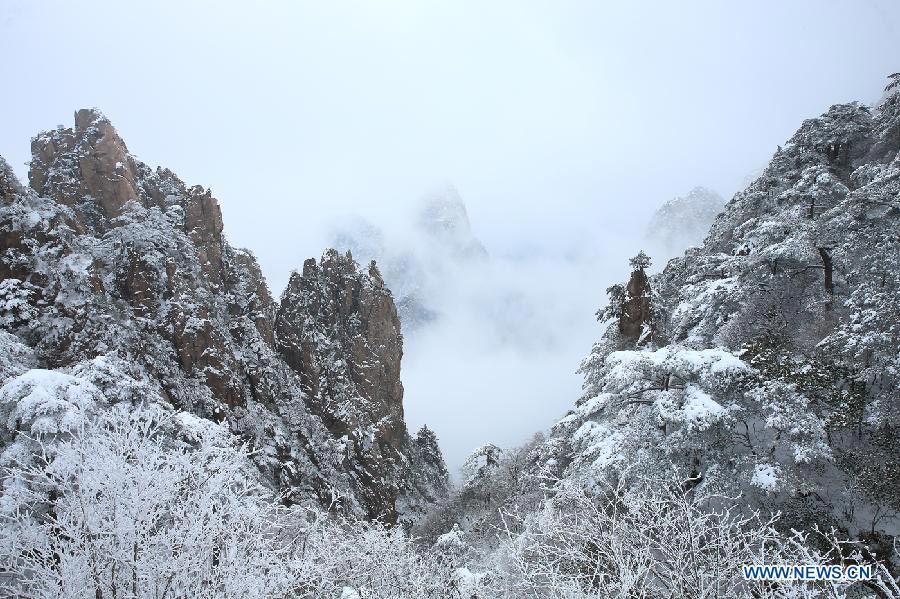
544,76,900,544
0,109,446,521
275,250,448,521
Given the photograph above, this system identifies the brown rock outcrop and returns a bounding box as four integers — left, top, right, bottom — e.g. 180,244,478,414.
619,251,653,342
183,185,226,286
30,109,140,220
28,110,228,286
22,110,245,408
275,250,407,521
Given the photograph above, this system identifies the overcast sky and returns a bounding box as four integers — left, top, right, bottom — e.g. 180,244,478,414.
2,0,899,470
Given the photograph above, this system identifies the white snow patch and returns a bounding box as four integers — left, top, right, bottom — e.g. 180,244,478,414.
680,385,725,429
751,463,781,492
452,567,489,594
435,524,466,550
0,369,99,435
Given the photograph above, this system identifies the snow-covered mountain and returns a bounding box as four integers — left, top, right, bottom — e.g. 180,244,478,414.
415,185,488,262
3,74,900,597
0,109,447,525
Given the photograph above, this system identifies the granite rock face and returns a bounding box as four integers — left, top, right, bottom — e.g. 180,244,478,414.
619,263,652,342
29,109,140,221
0,109,447,522
276,251,423,521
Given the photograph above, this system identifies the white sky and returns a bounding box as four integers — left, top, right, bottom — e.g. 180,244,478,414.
2,0,899,471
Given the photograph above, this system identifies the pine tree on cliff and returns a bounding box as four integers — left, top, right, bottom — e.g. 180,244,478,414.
415,425,448,478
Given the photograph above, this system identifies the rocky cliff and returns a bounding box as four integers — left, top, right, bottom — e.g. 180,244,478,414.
0,109,447,522
277,251,413,521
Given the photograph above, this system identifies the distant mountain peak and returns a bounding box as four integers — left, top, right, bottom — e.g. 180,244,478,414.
416,185,487,260
328,185,489,333
645,186,725,259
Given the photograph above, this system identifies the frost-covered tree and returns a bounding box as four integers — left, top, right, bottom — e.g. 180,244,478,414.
0,406,293,598
490,475,899,598
0,406,461,599
886,72,900,93
397,425,451,528
628,250,652,272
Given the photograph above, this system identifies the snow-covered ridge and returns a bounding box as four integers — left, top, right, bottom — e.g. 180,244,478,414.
534,75,900,541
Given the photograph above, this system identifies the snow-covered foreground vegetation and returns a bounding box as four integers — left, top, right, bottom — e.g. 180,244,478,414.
1,405,897,598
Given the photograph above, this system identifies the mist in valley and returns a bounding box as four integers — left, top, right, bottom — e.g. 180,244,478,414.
324,187,640,472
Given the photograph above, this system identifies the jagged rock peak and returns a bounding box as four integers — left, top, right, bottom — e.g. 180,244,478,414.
276,249,409,521
276,249,448,523
417,184,488,260
278,248,404,423
73,107,116,136
30,108,137,220
3,109,343,496
2,108,449,528
418,184,471,233
28,109,228,285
